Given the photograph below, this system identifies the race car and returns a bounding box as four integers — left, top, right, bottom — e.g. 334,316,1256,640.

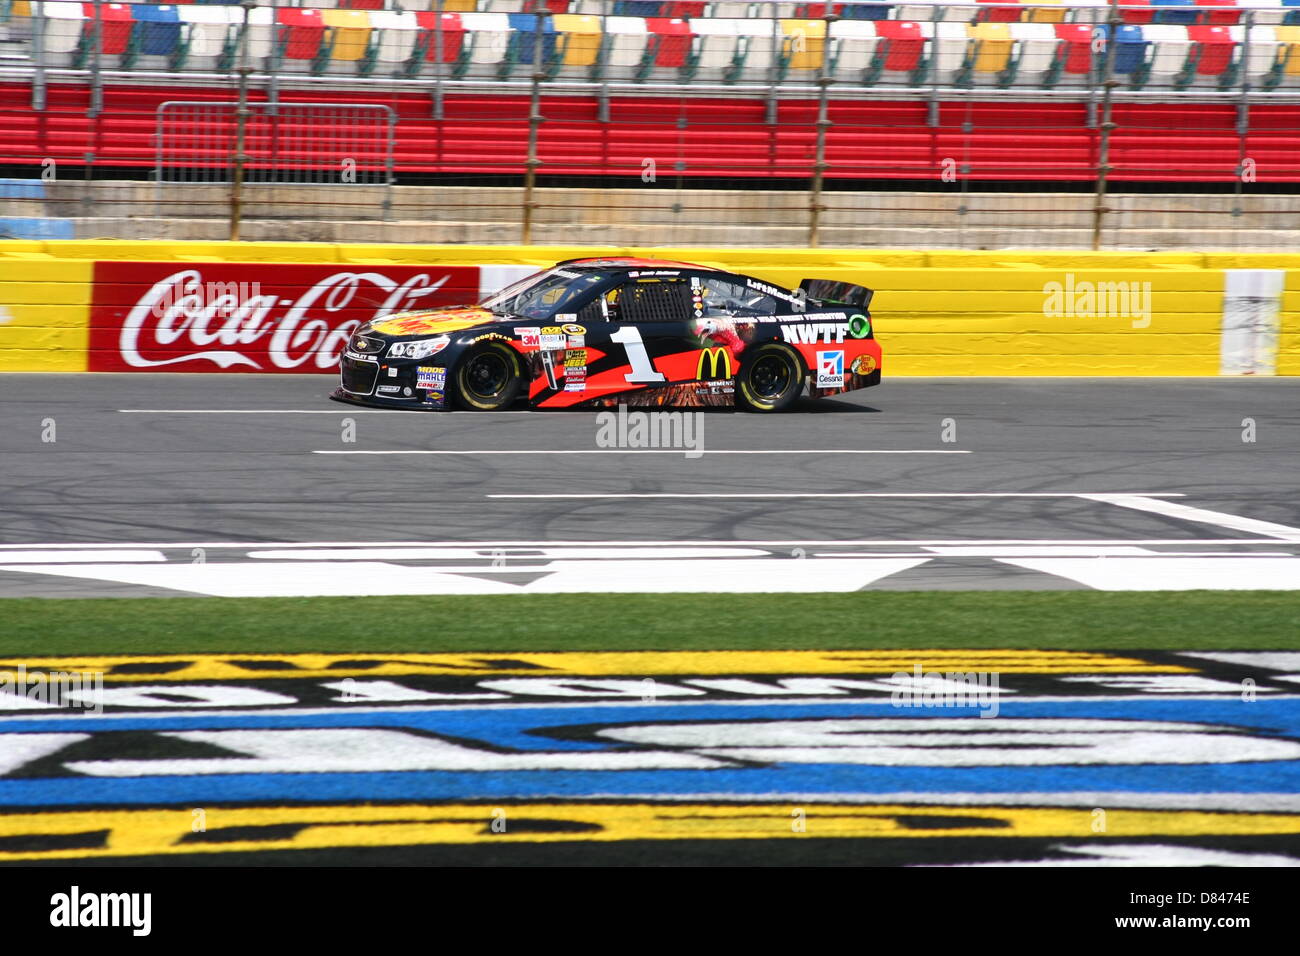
330,257,880,412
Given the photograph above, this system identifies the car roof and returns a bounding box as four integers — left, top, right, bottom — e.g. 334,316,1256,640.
557,257,723,273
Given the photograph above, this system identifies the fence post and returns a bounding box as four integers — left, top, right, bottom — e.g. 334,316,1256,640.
1091,0,1121,251
808,12,834,248
432,0,444,120
31,2,46,111
230,0,254,242
521,11,545,244
1235,11,1254,228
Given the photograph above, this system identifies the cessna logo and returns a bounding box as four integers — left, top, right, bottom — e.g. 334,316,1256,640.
782,323,848,345
696,347,733,379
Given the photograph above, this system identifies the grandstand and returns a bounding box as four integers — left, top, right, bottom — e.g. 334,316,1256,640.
1,0,1298,246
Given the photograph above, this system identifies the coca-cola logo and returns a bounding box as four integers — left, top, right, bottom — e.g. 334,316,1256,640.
108,268,456,371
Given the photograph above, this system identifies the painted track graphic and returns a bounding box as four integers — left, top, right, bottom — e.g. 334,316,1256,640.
0,651,1298,865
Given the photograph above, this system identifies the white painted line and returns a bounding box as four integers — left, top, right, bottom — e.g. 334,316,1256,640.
0,557,933,597
0,537,1273,550
924,546,1156,557
998,556,1300,590
1081,494,1300,542
247,547,771,561
0,550,165,564
313,449,973,456
487,492,1187,500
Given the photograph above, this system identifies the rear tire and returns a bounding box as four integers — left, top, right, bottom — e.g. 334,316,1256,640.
736,342,803,412
455,343,523,411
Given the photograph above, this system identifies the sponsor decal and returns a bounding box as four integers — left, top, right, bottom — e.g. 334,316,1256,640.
514,327,541,348
564,349,588,367
848,313,871,338
372,309,494,337
376,385,403,395
2,652,1296,864
387,367,398,378
470,332,511,344
851,354,877,376
416,366,446,387
89,263,474,373
561,324,586,336
696,346,734,380
539,327,567,351
816,350,845,388
782,322,848,346
342,350,372,363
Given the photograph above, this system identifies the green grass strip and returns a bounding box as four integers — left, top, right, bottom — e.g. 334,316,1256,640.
1,591,1298,655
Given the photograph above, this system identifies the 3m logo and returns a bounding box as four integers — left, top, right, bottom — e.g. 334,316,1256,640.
816,350,844,388
696,347,733,380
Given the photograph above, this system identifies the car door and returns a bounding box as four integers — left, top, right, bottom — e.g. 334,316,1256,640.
571,275,705,406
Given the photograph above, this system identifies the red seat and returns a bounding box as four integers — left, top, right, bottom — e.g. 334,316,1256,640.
341,0,386,9
1119,0,1155,23
81,3,134,56
646,18,692,68
523,0,572,12
276,9,325,61
1194,0,1240,25
976,0,1022,23
414,12,464,63
1054,23,1094,74
1189,24,1234,74
874,20,924,72
796,3,844,15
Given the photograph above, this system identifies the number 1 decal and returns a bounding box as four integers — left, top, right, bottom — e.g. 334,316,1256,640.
610,326,666,384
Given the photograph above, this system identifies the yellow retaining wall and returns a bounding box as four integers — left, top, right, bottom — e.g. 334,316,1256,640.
1,241,1297,375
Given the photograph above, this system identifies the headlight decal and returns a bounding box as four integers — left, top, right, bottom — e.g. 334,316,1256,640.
389,336,451,360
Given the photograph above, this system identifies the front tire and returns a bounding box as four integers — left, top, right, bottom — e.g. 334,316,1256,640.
736,342,803,412
455,343,523,410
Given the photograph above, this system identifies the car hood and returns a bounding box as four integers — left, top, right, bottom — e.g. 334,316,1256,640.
369,307,499,337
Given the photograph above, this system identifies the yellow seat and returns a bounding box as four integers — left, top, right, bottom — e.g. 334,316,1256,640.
322,10,371,62
781,19,825,70
11,1,32,17
1025,0,1065,24
1278,26,1300,75
554,14,601,67
969,22,1013,73
441,0,477,11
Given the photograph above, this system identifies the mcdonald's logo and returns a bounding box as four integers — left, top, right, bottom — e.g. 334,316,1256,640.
696,347,733,380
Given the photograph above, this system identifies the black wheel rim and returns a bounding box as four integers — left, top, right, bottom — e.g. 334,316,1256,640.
749,353,792,401
464,352,510,399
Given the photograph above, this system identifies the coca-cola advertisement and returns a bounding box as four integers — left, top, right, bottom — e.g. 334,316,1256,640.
88,262,482,373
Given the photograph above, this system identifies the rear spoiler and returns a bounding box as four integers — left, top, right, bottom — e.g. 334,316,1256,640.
799,279,874,311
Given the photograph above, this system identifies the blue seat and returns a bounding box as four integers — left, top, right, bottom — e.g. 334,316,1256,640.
1112,24,1148,74
507,13,557,67
132,4,182,57
1150,0,1199,25
615,2,663,14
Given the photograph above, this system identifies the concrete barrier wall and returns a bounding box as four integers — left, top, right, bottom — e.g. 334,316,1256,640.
1,241,1296,376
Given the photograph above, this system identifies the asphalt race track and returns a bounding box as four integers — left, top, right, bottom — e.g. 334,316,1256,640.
1,373,1298,597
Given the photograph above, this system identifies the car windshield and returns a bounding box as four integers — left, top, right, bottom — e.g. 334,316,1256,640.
479,268,608,320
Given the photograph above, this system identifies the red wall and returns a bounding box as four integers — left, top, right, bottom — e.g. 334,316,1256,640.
3,82,1298,181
